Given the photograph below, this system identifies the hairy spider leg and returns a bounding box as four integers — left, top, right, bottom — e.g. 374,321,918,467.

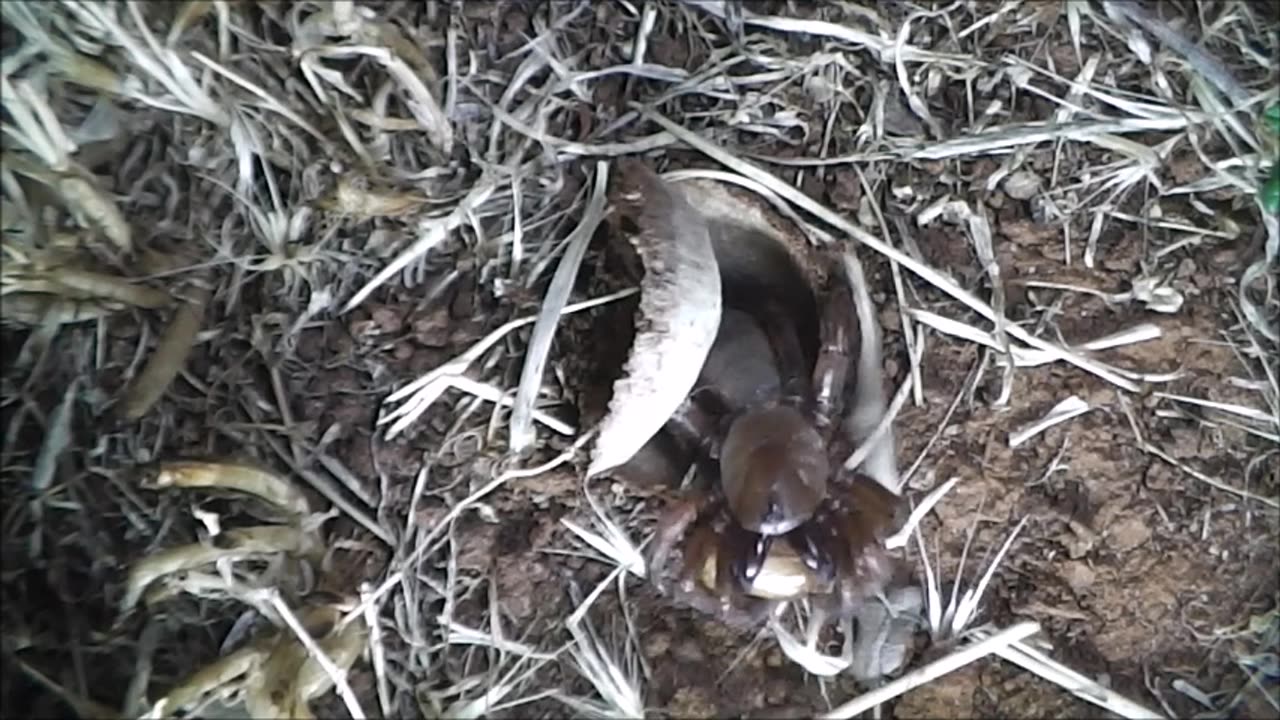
811,261,859,442
684,515,771,605
828,474,901,612
665,388,734,465
679,522,720,587
646,491,717,593
674,520,779,626
753,297,814,412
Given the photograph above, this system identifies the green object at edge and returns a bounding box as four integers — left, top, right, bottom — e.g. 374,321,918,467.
1265,103,1280,136
1263,164,1280,215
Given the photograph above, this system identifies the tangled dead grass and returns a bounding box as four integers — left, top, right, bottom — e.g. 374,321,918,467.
2,1,1277,718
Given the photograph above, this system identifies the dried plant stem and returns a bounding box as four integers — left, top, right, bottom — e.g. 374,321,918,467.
509,160,610,452
973,628,1166,719
820,622,1042,719
265,596,366,719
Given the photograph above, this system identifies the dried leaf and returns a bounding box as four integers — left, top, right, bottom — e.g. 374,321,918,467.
143,460,313,517
118,278,211,420
589,161,722,477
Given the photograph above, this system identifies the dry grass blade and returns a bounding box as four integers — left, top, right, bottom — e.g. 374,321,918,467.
1101,1,1248,108
839,251,901,492
142,644,270,719
1008,396,1092,449
117,277,211,421
509,160,610,452
188,50,327,141
0,75,77,169
0,292,120,326
441,620,551,660
906,308,1172,382
430,575,559,718
560,476,645,579
0,76,133,252
908,475,1029,642
367,48,453,155
438,659,555,719
885,475,961,551
123,620,161,718
950,517,1030,635
120,525,321,613
254,592,368,720
842,369,914,491
559,626,646,720
2,266,171,309
342,177,497,313
820,622,1043,719
687,0,972,66
29,375,77,498
771,609,852,677
1155,392,1277,428
1005,323,1163,368
454,376,575,435
1117,391,1279,510
905,117,1200,161
54,2,218,124
380,289,636,439
972,627,1166,719
253,432,395,548
558,571,646,719
1238,213,1278,343
141,460,313,517
357,582,392,719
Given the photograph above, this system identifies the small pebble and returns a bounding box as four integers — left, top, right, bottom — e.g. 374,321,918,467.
1002,170,1043,200
765,677,790,705
644,631,671,658
674,638,705,663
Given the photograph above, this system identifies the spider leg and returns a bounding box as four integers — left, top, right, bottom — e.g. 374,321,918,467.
647,492,715,593
753,299,813,409
828,478,900,613
609,430,694,491
665,389,733,462
811,263,858,441
679,522,722,590
672,521,781,626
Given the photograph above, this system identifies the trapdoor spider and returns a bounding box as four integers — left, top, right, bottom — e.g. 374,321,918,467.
645,255,901,619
